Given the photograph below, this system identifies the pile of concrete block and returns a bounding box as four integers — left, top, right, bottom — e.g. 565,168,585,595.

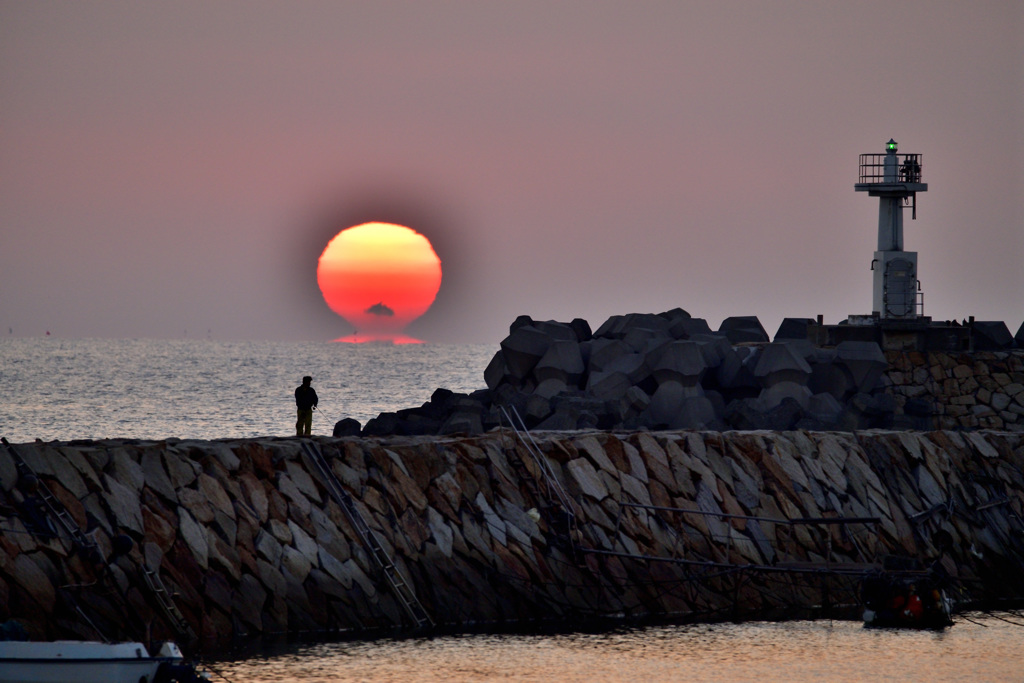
478,311,892,432
351,313,1024,437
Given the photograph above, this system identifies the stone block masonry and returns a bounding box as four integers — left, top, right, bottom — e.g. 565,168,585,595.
883,351,1024,431
3,429,1024,651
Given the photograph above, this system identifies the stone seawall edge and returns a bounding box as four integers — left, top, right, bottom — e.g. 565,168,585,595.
2,429,1023,650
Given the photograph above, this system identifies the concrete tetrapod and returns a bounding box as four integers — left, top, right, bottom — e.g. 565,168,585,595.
774,317,816,341
971,321,1014,351
602,352,650,386
834,341,887,393
585,371,634,401
533,340,585,386
669,317,714,339
649,341,707,386
593,313,672,340
642,380,712,429
500,325,555,380
753,342,813,388
586,339,632,373
718,316,770,344
530,320,579,343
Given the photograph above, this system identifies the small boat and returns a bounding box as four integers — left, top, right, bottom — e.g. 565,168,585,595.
860,568,954,629
0,640,206,683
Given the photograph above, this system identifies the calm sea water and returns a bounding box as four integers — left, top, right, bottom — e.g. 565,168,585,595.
3,338,1023,680
210,617,1024,683
0,337,495,443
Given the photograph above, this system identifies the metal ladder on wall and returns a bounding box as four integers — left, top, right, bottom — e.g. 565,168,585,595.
497,406,580,549
3,437,95,548
3,439,114,641
140,563,196,642
2,438,196,643
299,440,434,630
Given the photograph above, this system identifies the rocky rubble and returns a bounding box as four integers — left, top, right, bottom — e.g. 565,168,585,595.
354,312,1024,436
2,429,1024,648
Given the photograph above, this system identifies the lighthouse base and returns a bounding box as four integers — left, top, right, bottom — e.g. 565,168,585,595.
808,316,971,353
872,250,919,319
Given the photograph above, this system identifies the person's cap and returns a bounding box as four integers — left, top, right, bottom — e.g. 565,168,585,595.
303,375,312,383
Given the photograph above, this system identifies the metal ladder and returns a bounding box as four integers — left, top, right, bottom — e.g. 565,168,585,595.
3,438,195,643
140,563,196,642
3,438,93,548
498,406,579,546
299,440,434,630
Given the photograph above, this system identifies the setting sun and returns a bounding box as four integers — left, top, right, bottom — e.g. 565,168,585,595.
317,222,442,343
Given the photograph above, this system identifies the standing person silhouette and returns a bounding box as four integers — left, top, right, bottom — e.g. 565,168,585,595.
294,375,318,436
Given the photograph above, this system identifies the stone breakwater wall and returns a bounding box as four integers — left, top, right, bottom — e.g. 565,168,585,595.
2,430,1024,650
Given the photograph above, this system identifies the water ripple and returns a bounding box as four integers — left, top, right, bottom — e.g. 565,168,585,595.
0,338,494,442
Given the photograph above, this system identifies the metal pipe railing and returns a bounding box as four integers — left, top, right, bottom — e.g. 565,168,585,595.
858,152,924,183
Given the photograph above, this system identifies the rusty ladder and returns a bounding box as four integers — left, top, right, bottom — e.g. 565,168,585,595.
299,440,434,630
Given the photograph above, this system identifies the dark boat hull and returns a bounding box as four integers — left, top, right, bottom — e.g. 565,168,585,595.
861,570,953,629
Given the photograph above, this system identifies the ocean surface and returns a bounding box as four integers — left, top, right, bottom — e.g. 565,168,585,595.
209,617,1024,683
0,337,495,443
3,338,1023,681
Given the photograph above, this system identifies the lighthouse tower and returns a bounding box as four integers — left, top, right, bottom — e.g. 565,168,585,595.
855,139,927,319
812,140,967,351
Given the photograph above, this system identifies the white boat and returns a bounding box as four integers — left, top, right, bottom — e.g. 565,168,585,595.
0,640,203,683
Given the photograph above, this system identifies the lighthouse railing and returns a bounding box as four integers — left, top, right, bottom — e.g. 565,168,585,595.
858,153,923,184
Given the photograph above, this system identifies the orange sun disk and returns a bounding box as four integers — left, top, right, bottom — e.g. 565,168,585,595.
317,222,442,343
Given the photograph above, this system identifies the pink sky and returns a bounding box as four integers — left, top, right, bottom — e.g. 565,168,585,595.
1,2,1021,343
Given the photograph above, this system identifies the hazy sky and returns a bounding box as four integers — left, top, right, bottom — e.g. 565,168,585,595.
2,1,1021,343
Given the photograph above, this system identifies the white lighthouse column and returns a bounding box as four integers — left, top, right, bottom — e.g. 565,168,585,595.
877,197,904,251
